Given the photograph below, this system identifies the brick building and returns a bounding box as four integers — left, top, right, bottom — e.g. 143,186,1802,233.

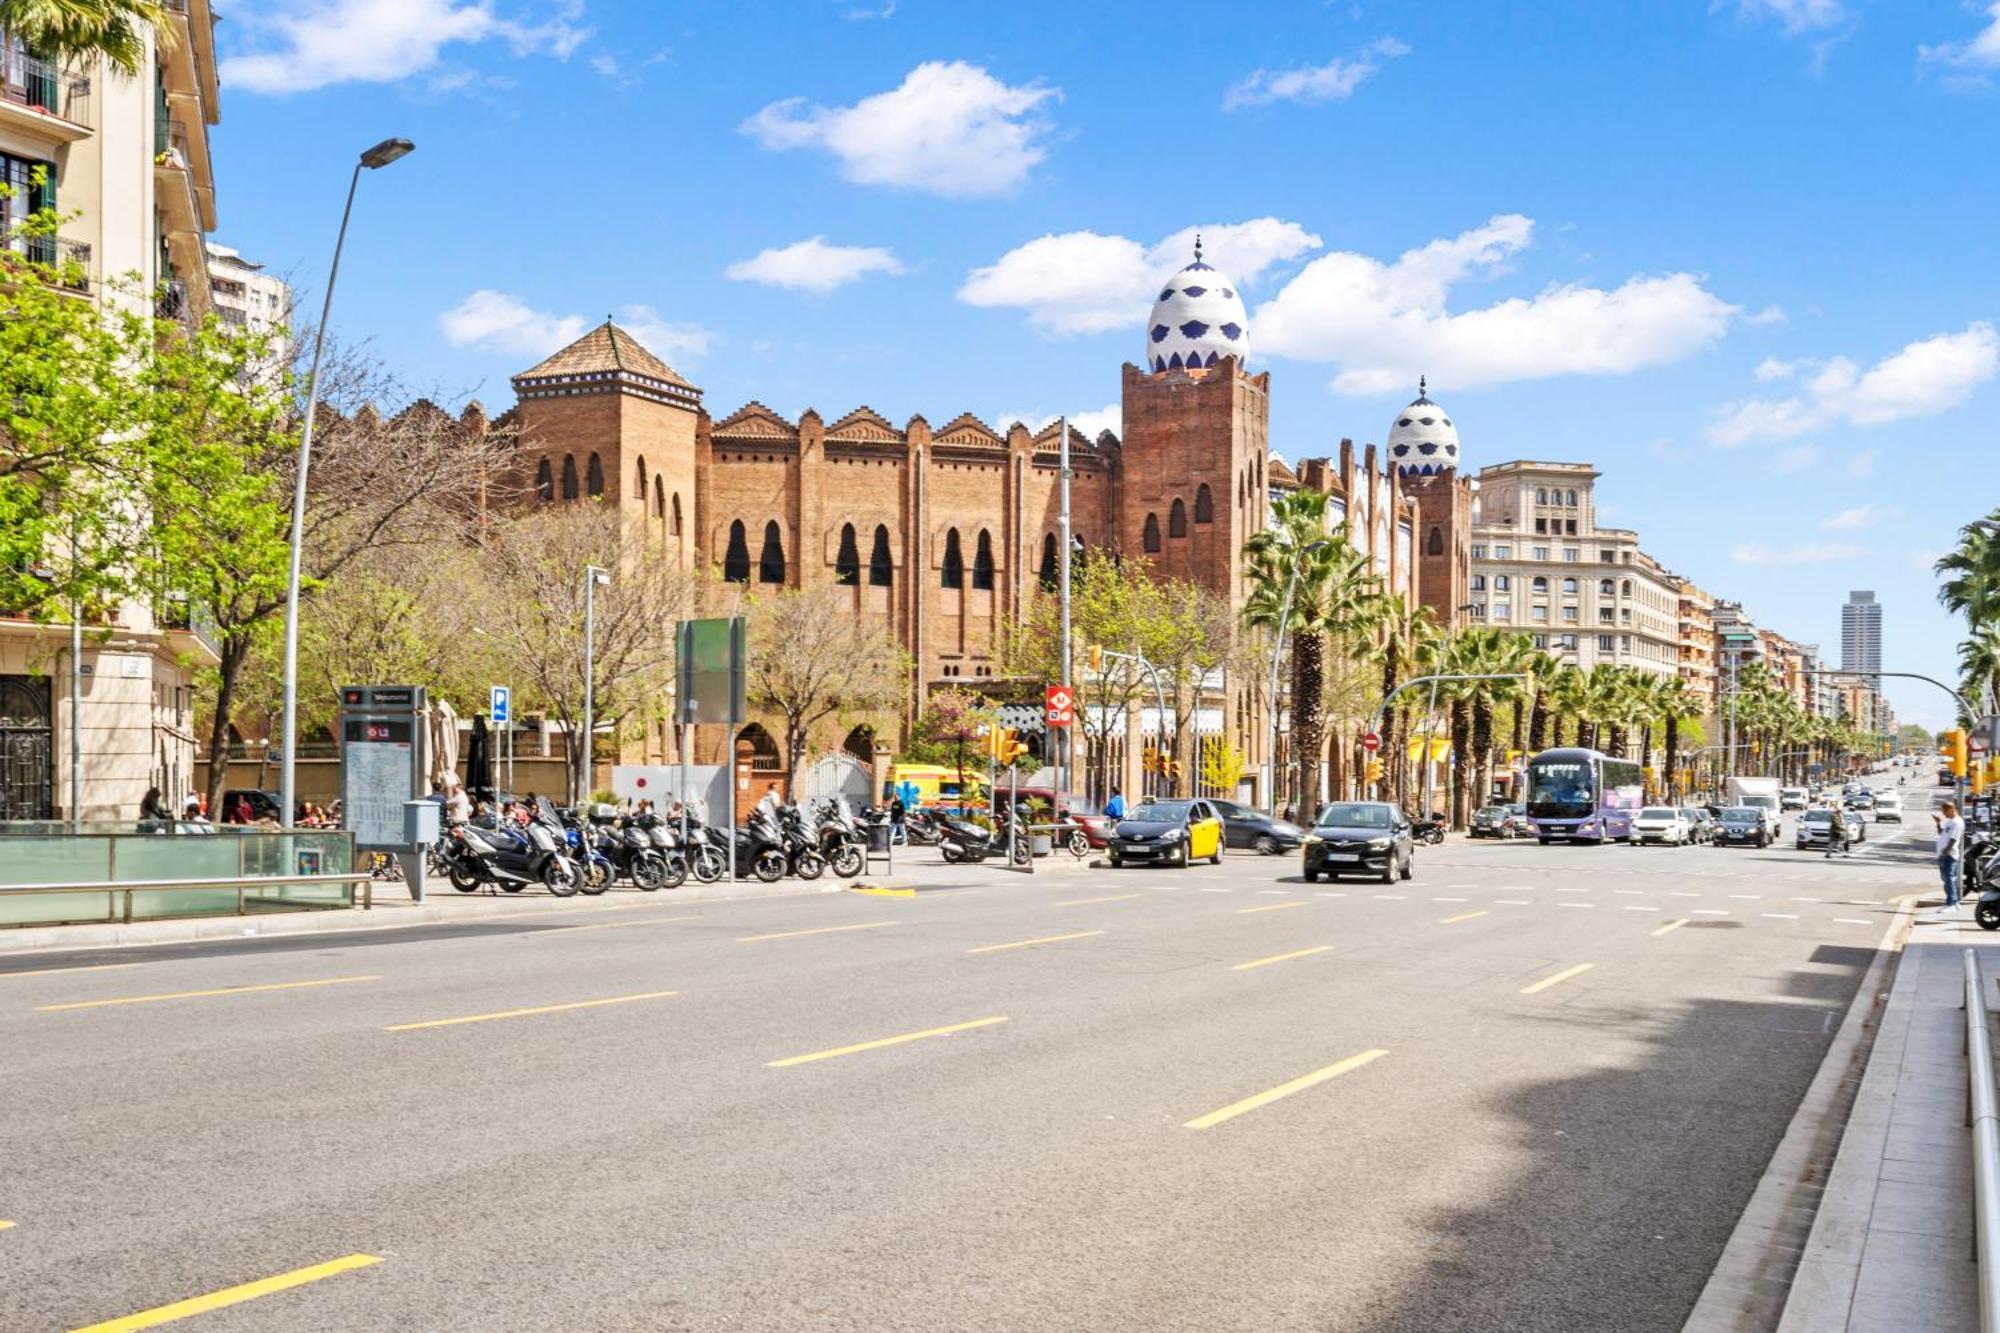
498,247,1441,798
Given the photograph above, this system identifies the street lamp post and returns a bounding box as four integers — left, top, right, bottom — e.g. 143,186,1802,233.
581,565,610,805
278,137,415,828
1265,538,1331,817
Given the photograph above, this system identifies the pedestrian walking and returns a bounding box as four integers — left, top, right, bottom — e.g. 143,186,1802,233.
1105,787,1127,820
888,795,907,846
1824,805,1849,859
1931,800,1966,920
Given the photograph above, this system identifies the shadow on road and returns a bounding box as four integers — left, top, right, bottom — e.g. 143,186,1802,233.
1339,946,1879,1333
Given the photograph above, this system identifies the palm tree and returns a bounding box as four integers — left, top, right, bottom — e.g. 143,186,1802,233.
1960,623,2000,716
1370,596,1438,807
0,0,173,75
1937,510,2000,630
1654,676,1701,801
1521,648,1559,756
1548,664,1588,748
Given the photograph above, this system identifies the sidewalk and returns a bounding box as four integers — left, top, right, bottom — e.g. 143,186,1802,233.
1769,904,1991,1332
0,848,1096,957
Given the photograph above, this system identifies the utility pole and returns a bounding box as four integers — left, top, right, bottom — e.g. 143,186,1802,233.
581,565,610,804
1058,415,1071,809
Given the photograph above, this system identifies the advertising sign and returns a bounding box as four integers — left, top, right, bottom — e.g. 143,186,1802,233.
677,618,747,725
338,684,428,852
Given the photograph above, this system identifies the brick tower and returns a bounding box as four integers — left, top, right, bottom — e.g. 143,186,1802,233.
1117,240,1269,607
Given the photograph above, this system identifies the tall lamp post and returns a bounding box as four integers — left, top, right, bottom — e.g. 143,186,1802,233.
1265,538,1331,816
278,137,415,828
581,565,610,804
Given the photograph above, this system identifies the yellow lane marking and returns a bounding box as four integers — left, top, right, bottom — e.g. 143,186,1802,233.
0,1219,13,1231
851,886,915,898
38,976,378,1012
68,1252,382,1332
1054,893,1141,907
1184,1049,1388,1129
735,921,898,943
1231,945,1333,972
533,915,700,935
966,930,1105,955
1237,901,1306,915
768,1016,1009,1068
1520,963,1596,995
0,962,142,980
1441,910,1490,925
386,990,677,1032
1651,919,1691,937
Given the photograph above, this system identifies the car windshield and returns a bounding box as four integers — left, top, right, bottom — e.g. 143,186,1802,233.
1475,806,1505,817
1133,801,1191,822
1721,807,1759,824
1639,807,1676,819
1317,803,1392,829
1804,811,1833,825
1526,760,1594,819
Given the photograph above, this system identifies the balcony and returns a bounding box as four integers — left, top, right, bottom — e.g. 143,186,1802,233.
160,0,219,132
156,595,221,663
0,48,91,142
153,123,212,316
1,226,91,293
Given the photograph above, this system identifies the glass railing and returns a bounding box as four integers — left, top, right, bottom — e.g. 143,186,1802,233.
0,826,360,928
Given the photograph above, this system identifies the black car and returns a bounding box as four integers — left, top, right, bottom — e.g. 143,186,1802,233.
1713,805,1770,848
1207,799,1308,854
1469,804,1527,839
1106,799,1226,868
1302,801,1413,883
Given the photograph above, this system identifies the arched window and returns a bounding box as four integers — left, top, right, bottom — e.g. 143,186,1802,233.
1532,576,1548,592
834,524,860,585
636,457,647,499
868,525,893,587
1561,577,1578,594
736,722,781,772
1599,578,1615,596
671,493,683,536
1470,574,1486,591
534,458,554,502
1169,498,1188,538
1427,526,1443,556
1536,488,1548,504
940,529,964,589
561,455,579,500
652,475,664,519
586,452,604,497
758,521,786,583
1143,513,1161,553
1566,490,1578,506
1621,579,1633,596
1493,574,1510,592
1194,483,1214,524
723,520,750,583
1039,533,1058,591
972,529,995,591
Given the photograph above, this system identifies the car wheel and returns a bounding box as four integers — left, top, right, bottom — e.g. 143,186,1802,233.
1254,834,1277,856
1178,836,1192,869
1108,853,1121,868
1380,859,1396,885
1211,841,1224,866
1538,836,1550,845
1398,852,1413,882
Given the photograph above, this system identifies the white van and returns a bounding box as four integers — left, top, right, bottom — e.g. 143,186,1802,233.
1872,789,1903,822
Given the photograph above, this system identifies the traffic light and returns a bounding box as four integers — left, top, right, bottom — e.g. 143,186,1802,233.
1944,728,1969,778
1364,758,1386,785
1087,644,1104,672
1000,728,1029,766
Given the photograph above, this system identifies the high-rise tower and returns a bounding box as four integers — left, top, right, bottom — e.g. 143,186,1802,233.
1841,590,1882,675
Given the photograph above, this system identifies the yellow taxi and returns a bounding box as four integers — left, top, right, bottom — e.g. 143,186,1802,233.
1105,798,1225,868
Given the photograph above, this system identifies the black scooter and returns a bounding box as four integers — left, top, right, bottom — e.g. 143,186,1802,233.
445,799,580,896
1966,829,2000,930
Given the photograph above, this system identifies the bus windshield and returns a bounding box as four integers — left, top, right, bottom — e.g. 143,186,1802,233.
1526,759,1595,819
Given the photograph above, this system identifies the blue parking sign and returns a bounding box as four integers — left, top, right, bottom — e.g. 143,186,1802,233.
490,685,510,724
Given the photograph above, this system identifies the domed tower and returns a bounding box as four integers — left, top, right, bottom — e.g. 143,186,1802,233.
1392,376,1477,628
1119,237,1269,604
1386,377,1461,478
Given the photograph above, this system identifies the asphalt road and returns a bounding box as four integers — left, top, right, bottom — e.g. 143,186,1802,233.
0,773,1944,1332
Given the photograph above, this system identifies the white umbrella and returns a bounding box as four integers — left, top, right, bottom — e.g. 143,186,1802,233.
430,697,460,788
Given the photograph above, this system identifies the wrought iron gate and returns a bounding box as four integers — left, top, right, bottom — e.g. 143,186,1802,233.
799,752,874,807
0,676,53,821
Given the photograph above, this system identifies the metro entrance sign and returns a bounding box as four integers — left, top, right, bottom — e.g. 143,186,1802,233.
1044,684,1074,728
1361,731,1381,753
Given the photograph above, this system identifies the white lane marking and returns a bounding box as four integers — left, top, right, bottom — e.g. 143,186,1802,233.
1623,905,1661,912
1199,888,1232,894
1558,902,1596,910
1791,896,1822,902
1762,912,1799,920
1667,892,1701,898
1558,887,1589,894
1693,909,1730,916
1257,890,1292,896
1432,896,1468,903
1449,883,1480,889
1613,890,1645,896
1315,891,1347,898
1496,899,1532,905
1373,894,1407,901
1728,894,1762,901
1834,917,1873,925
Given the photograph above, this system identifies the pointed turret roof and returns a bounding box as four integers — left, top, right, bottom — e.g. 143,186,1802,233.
517,319,696,389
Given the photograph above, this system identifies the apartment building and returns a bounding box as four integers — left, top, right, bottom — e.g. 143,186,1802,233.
1666,575,1719,711
0,8,223,821
206,240,291,375
1465,461,1680,677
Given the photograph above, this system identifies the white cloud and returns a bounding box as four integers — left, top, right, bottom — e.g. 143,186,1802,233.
1730,541,1863,566
1754,356,1799,381
222,0,588,94
1253,214,1738,394
1921,2,2000,73
741,61,1058,198
725,237,905,294
438,290,710,362
958,219,1322,336
991,403,1122,442
1223,37,1409,110
1746,304,1789,327
1821,502,1896,530
1731,0,1846,36
1847,448,1878,478
838,0,897,17
1770,444,1819,474
1707,322,2000,445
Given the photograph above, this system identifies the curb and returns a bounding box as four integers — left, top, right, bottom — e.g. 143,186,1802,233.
1680,895,1916,1333
0,877,847,958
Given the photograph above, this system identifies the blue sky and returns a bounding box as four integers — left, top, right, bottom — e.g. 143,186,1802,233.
211,0,2000,729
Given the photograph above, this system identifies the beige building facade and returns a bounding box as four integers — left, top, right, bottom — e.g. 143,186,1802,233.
0,7,222,821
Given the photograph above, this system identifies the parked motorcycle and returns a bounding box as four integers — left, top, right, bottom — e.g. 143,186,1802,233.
616,812,680,890
938,810,1027,865
1410,815,1447,846
558,807,615,895
1967,829,2000,930
814,797,867,878
444,799,581,896
775,800,826,880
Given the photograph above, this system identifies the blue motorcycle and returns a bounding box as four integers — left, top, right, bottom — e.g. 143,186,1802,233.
559,808,615,895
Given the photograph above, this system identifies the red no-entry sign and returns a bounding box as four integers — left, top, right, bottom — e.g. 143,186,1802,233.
1361,732,1381,753
1045,684,1075,728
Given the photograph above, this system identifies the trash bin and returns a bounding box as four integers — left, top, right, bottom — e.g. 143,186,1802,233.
867,824,892,854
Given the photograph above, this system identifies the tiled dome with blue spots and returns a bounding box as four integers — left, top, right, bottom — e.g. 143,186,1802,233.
1144,238,1249,374
1387,378,1461,477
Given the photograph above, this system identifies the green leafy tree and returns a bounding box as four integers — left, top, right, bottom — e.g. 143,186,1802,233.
742,582,909,780
905,686,997,780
